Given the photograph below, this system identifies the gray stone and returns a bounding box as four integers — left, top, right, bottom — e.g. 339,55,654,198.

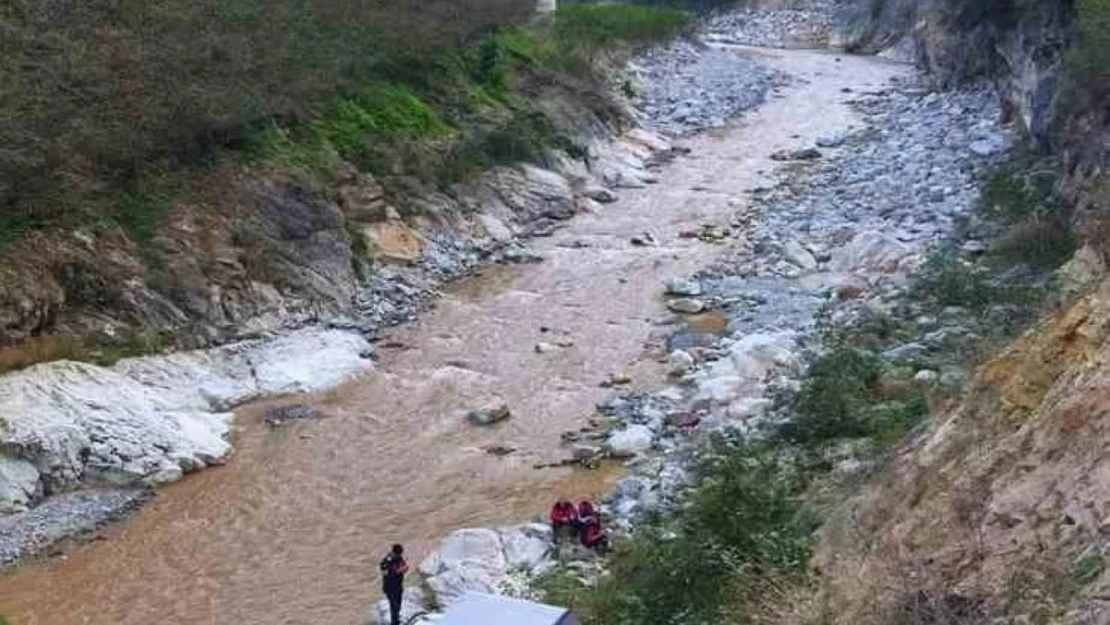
664,276,703,297
584,186,619,203
501,246,544,264
771,147,822,161
667,298,707,314
606,425,654,458
467,400,511,426
783,239,818,270
263,404,319,427
914,369,939,385
0,458,41,514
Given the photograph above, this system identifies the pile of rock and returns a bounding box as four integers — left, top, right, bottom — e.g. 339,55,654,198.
629,39,779,136
704,0,846,48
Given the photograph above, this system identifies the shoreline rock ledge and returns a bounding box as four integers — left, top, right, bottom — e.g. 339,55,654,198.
0,327,374,556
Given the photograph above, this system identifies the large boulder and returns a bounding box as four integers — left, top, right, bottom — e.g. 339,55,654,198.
0,328,373,490
497,524,553,571
0,361,233,487
829,230,914,275
728,331,798,379
606,425,655,458
245,329,374,396
420,528,508,605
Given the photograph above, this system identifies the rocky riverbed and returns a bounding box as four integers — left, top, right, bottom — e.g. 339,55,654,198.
395,25,1016,624
0,126,691,568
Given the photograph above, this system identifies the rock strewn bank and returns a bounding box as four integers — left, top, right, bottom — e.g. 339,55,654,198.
0,119,712,567
394,38,1014,625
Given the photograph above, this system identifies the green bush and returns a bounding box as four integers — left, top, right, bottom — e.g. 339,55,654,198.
781,347,928,449
1069,0,1110,102
551,441,812,625
912,250,997,312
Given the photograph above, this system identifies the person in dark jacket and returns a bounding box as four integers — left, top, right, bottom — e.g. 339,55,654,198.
380,544,409,625
577,499,597,525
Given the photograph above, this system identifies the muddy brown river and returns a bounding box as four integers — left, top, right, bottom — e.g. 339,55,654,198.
0,48,906,625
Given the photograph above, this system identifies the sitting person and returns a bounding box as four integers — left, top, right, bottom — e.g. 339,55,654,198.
580,516,610,554
577,499,597,525
549,499,578,542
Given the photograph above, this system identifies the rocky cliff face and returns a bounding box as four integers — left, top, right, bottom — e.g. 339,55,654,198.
815,270,1110,625
841,0,1073,147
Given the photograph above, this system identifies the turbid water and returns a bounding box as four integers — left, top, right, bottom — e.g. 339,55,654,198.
0,47,908,625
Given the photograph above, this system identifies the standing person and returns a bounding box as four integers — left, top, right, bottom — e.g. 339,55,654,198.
380,544,409,625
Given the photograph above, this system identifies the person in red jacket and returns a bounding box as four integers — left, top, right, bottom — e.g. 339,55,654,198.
549,499,578,542
580,516,610,554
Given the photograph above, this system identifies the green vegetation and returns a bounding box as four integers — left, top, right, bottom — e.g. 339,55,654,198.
0,1,689,252
783,347,927,450
539,440,813,625
978,168,1075,268
1068,0,1110,103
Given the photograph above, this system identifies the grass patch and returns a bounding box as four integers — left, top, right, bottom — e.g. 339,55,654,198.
554,4,690,48
1066,0,1110,105
1,0,692,253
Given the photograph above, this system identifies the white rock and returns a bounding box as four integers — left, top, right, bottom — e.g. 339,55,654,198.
726,396,773,421
664,276,703,297
696,374,745,405
534,342,559,354
419,528,506,578
521,165,573,201
914,369,939,385
728,331,797,379
829,230,914,275
420,528,508,605
497,526,552,571
606,425,655,458
247,329,375,396
0,328,374,489
625,128,671,152
667,298,706,314
783,239,818,270
425,567,502,606
479,214,514,242
0,361,233,486
0,457,40,514
668,350,696,376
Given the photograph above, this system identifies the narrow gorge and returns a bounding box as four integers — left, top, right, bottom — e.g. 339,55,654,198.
0,1,1106,624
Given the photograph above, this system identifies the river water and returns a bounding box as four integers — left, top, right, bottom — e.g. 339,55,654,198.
0,47,907,625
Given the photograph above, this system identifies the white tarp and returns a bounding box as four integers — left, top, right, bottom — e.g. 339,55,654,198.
437,593,576,625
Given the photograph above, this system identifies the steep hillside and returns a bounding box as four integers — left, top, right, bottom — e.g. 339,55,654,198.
808,1,1110,624
0,2,687,366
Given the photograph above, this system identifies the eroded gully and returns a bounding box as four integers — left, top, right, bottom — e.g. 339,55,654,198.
0,47,909,625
